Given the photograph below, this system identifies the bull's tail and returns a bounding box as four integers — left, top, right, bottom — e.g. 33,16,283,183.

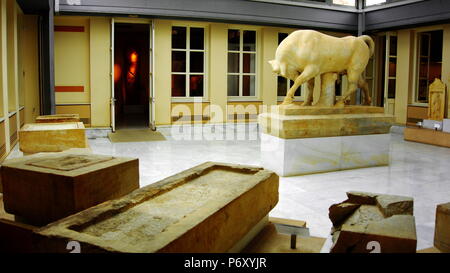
359,35,375,57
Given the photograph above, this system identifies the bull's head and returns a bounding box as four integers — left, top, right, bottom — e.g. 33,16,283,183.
268,60,280,75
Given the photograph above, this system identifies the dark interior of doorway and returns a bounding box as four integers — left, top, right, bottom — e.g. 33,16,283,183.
114,23,149,129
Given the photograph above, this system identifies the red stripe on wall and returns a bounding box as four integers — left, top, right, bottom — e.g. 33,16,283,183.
55,86,84,92
54,26,85,32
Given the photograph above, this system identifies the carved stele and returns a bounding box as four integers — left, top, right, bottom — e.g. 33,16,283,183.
428,78,446,121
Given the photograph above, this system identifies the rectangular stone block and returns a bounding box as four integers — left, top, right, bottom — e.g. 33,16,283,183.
35,162,279,253
1,153,139,226
434,202,450,252
19,122,88,154
259,105,394,139
261,133,390,176
35,114,80,123
404,127,450,148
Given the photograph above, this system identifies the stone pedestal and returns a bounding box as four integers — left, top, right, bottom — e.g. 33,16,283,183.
1,153,139,226
19,122,88,154
35,162,279,253
259,105,394,176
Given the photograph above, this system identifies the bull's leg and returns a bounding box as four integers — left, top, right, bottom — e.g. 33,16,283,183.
335,70,359,107
301,78,315,106
358,76,372,105
282,66,318,105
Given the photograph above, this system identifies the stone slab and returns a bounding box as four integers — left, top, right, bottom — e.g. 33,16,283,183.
35,162,279,253
261,133,390,176
434,202,450,252
329,191,416,253
35,114,80,123
404,127,450,148
443,119,450,133
422,119,443,130
259,106,394,139
1,153,139,226
19,122,88,154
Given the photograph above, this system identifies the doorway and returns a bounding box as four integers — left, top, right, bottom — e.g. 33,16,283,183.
113,23,150,130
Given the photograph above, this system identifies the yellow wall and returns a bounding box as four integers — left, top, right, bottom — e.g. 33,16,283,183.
0,1,32,161
153,19,172,126
89,17,111,127
208,23,228,123
22,15,40,124
394,30,413,124
54,16,90,104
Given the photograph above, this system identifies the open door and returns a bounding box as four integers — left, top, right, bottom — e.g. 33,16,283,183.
111,18,116,132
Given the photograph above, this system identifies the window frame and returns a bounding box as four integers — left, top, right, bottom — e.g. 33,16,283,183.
227,28,259,101
412,26,443,106
171,24,208,102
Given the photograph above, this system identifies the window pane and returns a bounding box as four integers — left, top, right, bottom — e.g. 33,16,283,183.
228,29,240,51
243,53,255,73
172,51,186,72
172,26,186,49
278,33,288,45
333,0,355,6
418,79,428,102
289,80,301,96
389,36,397,56
242,75,255,96
172,75,186,97
190,75,204,97
388,79,395,99
228,75,239,96
388,58,396,77
243,30,256,51
277,76,287,96
366,58,374,77
420,34,429,57
190,52,204,73
228,53,239,73
190,28,204,50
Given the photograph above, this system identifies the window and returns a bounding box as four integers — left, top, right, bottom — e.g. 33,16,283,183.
277,33,301,100
171,26,205,97
415,30,442,103
365,0,386,6
332,0,355,6
227,29,257,97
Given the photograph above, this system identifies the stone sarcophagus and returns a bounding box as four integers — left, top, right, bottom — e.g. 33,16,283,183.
19,122,88,154
35,162,279,253
1,153,139,226
328,191,417,253
35,114,80,123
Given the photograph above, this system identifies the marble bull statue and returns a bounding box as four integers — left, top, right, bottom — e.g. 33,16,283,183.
269,30,374,106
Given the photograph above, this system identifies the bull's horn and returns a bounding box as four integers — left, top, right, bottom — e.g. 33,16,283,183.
268,60,280,74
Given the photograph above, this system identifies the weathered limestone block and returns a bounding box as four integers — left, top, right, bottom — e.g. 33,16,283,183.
35,162,279,253
1,153,139,226
329,191,416,253
434,202,450,252
259,105,394,139
35,114,80,123
19,122,88,154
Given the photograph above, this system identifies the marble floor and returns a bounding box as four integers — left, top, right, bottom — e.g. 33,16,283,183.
7,124,450,250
